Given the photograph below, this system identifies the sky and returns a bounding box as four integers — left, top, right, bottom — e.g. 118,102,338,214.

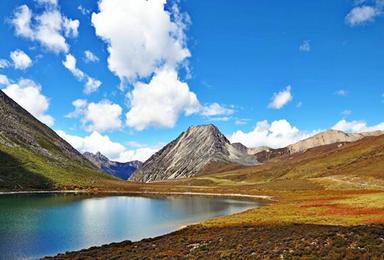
0,0,383,162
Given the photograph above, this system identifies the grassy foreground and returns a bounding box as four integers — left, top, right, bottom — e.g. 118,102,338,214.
45,188,384,259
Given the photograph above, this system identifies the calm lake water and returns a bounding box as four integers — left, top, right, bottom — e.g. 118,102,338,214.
0,193,263,259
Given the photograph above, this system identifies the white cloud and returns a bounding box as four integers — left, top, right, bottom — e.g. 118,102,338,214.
85,101,122,132
126,68,199,130
335,89,348,96
341,109,352,116
268,85,293,109
62,17,79,38
84,50,99,63
332,119,384,133
63,54,84,80
299,40,311,52
78,5,90,15
230,119,316,149
0,75,10,85
10,50,32,70
200,103,235,117
91,0,190,82
57,130,125,159
2,79,54,126
84,77,102,95
234,118,249,125
66,99,87,118
345,5,380,26
35,0,58,6
117,148,159,162
56,130,158,162
11,5,34,39
11,4,79,53
0,59,10,69
93,0,230,130
62,54,101,94
68,99,123,132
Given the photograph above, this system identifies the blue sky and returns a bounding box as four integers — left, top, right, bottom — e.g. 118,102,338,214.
0,0,383,161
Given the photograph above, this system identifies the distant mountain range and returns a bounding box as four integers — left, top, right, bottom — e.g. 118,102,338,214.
1,89,383,190
130,125,383,182
83,152,142,180
0,90,114,191
130,124,259,182
249,129,384,162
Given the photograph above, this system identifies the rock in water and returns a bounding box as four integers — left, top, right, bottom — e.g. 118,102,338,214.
129,124,258,182
83,152,142,180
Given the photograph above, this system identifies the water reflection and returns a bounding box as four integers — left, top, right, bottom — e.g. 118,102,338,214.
0,194,263,259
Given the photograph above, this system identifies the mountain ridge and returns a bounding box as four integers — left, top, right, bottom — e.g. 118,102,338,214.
130,124,259,182
83,151,142,180
0,90,114,190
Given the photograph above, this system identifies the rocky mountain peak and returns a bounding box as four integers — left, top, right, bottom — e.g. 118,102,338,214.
129,124,258,182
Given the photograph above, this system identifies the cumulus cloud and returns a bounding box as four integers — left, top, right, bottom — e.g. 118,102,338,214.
200,103,235,117
299,40,311,52
11,4,79,53
230,120,316,149
63,54,84,80
93,0,228,130
10,50,32,70
345,5,380,26
35,0,58,6
0,59,10,69
62,17,79,38
56,130,158,162
2,79,54,126
117,147,159,162
126,68,199,130
0,75,10,85
62,54,101,94
91,0,190,82
84,50,99,63
268,85,293,109
84,77,102,95
67,99,123,132
332,119,384,133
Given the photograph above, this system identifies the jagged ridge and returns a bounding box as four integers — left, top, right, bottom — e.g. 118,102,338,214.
130,124,258,182
83,152,142,180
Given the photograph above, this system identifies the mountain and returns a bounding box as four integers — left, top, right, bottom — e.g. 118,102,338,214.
0,90,114,191
287,129,383,154
246,129,384,162
83,152,142,180
176,133,384,192
129,124,259,182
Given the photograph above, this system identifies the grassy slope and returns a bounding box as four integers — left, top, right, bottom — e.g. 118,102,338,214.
0,144,118,191
0,90,117,191
183,134,384,191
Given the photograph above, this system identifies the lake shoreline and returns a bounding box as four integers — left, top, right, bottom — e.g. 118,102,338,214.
0,190,268,259
0,189,274,201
